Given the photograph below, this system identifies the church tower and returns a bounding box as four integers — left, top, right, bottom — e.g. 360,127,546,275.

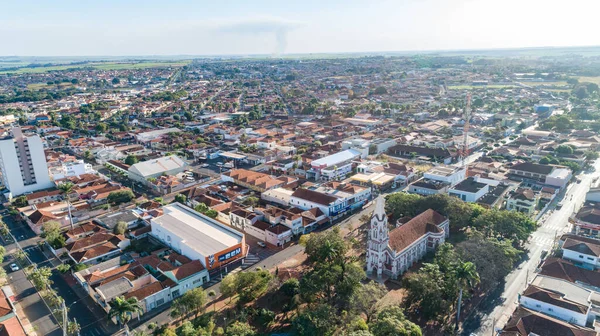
366,195,389,277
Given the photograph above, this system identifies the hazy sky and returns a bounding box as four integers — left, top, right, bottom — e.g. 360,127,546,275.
2,0,600,56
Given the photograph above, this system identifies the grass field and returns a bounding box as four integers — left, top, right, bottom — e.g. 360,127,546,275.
27,82,75,90
0,60,191,74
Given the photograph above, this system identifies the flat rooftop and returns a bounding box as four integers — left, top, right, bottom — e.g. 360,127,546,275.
152,203,243,257
531,274,591,306
427,166,462,177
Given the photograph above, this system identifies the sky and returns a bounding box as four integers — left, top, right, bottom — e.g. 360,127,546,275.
2,0,600,56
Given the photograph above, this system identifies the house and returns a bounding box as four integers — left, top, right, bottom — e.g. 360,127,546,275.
506,188,539,215
366,196,449,279
74,252,209,317
221,169,289,192
518,275,599,327
540,257,600,293
388,144,453,164
128,156,188,184
502,306,597,336
559,234,600,270
0,289,26,336
572,203,600,238
289,182,371,221
63,230,130,265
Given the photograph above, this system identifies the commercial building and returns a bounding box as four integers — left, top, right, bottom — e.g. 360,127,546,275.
508,162,572,189
0,127,53,198
221,169,288,192
150,203,246,271
128,155,187,184
307,149,361,181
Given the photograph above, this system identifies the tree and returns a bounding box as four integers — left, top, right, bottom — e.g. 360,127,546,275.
473,209,536,243
14,250,27,264
208,290,217,312
112,77,120,85
304,229,348,265
349,282,387,323
402,263,451,319
124,155,139,165
173,287,207,319
174,194,187,204
244,196,260,207
585,151,600,161
83,150,93,160
369,306,422,336
107,190,135,205
67,321,81,336
95,123,108,133
12,195,28,208
28,267,53,290
280,278,300,297
385,193,420,219
114,221,128,235
472,97,484,108
226,321,256,336
108,296,143,329
41,221,65,248
374,86,388,95
58,182,75,229
454,261,480,330
555,144,574,155
292,304,337,336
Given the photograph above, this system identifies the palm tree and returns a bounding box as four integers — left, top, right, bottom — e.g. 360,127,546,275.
57,182,75,230
454,261,480,330
108,296,143,330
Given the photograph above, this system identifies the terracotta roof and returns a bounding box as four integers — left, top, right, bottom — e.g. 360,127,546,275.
511,162,554,175
124,281,165,301
388,209,447,252
502,306,597,336
170,260,205,280
540,257,600,288
522,285,588,314
224,169,285,190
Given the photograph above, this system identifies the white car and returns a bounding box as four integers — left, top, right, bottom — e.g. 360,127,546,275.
9,263,19,272
257,241,267,248
200,163,209,168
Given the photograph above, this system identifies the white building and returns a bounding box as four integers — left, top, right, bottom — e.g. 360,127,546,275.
307,149,361,181
49,160,95,180
519,275,598,328
560,235,600,270
150,203,246,271
0,127,53,198
128,156,187,184
289,183,371,221
423,166,466,186
448,176,491,203
366,196,449,279
341,138,397,159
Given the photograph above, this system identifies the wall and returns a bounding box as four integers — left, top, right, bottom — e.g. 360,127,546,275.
562,249,598,269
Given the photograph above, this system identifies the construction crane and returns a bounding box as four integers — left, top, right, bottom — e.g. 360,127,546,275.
460,93,472,167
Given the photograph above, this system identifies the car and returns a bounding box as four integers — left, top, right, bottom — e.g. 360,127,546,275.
200,163,209,168
257,241,267,248
9,263,19,272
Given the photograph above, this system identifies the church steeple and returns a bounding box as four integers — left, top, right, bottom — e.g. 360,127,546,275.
366,195,389,278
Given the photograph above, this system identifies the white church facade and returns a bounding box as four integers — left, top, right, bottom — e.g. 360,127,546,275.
366,195,450,279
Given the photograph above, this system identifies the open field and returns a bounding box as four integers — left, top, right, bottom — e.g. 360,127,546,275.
520,81,569,86
26,82,75,90
575,76,600,85
447,84,516,90
0,61,191,74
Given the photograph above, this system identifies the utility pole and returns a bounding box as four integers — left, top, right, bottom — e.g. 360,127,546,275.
491,317,496,336
62,300,67,336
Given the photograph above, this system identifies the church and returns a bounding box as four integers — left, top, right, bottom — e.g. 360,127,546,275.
366,195,450,279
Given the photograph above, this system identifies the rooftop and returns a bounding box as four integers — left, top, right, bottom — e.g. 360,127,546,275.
152,203,243,257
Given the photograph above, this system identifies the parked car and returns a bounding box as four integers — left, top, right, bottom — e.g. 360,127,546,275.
257,241,267,248
9,263,19,272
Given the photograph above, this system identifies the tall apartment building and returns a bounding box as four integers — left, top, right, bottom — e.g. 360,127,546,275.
0,127,52,198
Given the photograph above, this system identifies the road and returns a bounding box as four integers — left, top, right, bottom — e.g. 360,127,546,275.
468,159,600,335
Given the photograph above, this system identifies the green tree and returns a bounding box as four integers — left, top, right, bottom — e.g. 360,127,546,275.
124,155,139,165
95,123,108,133
555,144,574,155
28,267,53,290
12,195,28,207
349,282,387,323
369,306,422,336
225,321,256,336
174,194,187,204
292,304,337,336
108,296,143,329
107,190,135,205
585,151,599,161
172,287,207,319
473,209,536,243
58,182,75,229
402,263,450,319
112,77,120,85
385,193,420,219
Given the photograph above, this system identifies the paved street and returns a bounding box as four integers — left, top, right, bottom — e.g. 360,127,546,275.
468,159,600,335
